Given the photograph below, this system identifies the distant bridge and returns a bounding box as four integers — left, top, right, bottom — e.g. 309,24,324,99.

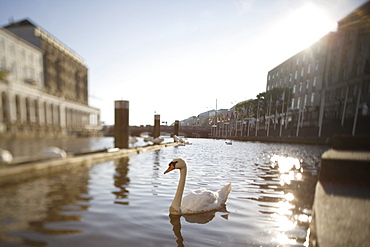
103,125,211,138
130,125,210,138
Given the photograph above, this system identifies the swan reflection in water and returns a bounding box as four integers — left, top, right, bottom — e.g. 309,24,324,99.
163,158,231,245
169,205,229,247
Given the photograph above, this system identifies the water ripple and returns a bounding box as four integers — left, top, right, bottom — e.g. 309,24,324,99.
0,138,328,247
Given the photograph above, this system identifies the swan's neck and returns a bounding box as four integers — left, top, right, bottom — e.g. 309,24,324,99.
170,167,187,215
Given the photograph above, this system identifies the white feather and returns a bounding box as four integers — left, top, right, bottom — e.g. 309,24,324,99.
164,158,231,215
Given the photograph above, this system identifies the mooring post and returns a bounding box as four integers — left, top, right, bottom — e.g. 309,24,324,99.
114,100,129,148
153,114,160,138
174,120,179,136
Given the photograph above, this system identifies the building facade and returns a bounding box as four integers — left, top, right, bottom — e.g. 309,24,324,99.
266,1,370,137
266,34,330,136
1,19,100,138
321,1,370,136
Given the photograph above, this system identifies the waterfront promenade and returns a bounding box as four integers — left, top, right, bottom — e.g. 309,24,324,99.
309,135,370,246
0,141,178,187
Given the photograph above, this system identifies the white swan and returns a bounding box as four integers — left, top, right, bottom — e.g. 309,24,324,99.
173,135,185,143
153,137,164,144
144,136,153,142
40,147,67,159
0,148,13,165
164,158,231,215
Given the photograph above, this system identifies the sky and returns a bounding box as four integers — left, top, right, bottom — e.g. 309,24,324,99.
1,0,368,126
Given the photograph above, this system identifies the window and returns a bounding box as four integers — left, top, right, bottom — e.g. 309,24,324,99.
313,76,317,87
311,93,315,103
299,82,302,92
291,98,295,108
307,64,311,74
29,54,33,63
294,71,298,79
356,63,361,76
22,66,27,78
317,45,321,54
0,57,5,69
315,60,319,70
301,67,304,77
10,62,16,74
289,74,292,82
29,68,34,79
306,80,309,89
297,97,301,109
0,38,4,51
268,74,271,81
293,85,296,93
296,58,299,65
8,44,15,55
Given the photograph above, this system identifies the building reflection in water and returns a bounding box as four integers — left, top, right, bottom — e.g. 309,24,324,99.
113,157,130,205
251,154,317,246
151,150,161,195
0,166,91,245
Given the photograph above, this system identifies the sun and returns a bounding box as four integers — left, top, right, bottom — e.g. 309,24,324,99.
268,3,337,59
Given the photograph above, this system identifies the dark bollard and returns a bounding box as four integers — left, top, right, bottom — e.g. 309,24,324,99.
174,120,179,136
153,114,160,138
114,100,129,149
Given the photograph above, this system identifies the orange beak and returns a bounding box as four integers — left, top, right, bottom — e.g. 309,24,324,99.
164,164,176,174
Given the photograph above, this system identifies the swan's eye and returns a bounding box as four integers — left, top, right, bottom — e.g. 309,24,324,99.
169,161,178,168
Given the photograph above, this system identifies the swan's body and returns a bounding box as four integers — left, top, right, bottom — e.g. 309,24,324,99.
0,148,13,165
144,136,153,142
144,136,164,144
41,147,67,159
164,158,231,215
153,137,164,144
173,135,185,143
129,136,138,144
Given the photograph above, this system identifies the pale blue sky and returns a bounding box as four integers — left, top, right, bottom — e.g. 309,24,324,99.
1,0,367,125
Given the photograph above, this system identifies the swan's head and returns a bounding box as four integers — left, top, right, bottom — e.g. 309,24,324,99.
164,158,186,174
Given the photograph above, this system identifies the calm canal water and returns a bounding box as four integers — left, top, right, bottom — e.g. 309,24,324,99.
0,138,328,247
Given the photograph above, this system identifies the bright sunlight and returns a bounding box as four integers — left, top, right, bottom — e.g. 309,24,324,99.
267,3,337,61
